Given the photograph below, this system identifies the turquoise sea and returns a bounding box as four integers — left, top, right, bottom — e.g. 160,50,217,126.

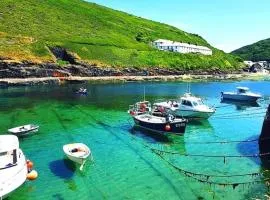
1,80,270,200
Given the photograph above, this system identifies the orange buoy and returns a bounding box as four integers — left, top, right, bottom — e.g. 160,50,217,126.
27,170,38,181
165,124,171,131
26,160,34,171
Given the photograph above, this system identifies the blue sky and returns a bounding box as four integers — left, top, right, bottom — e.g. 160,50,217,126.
86,0,270,52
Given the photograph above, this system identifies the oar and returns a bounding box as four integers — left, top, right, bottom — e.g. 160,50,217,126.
80,160,86,171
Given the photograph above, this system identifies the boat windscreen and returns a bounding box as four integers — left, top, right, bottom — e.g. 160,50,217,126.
0,151,15,169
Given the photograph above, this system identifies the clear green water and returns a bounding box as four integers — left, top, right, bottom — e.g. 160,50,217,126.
1,80,270,200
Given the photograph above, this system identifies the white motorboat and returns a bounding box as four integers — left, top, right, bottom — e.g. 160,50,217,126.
221,87,262,102
154,93,215,120
8,124,39,136
128,101,152,115
0,135,27,199
63,143,92,170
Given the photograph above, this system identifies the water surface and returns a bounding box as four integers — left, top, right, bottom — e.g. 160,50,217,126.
1,80,270,200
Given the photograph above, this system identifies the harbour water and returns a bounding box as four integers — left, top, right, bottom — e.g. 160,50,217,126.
0,80,270,199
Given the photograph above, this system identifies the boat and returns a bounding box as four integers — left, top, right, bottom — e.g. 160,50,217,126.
221,87,262,102
76,87,87,95
154,93,215,120
63,143,92,170
128,101,152,115
132,113,187,135
0,135,28,199
8,124,39,136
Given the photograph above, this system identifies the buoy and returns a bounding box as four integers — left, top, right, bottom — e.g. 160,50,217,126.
165,124,171,131
26,160,34,171
27,170,38,181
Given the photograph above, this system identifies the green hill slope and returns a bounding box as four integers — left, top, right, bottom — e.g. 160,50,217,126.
232,38,270,61
0,0,242,70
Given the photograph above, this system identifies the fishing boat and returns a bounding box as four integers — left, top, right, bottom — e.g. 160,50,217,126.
0,135,28,199
221,87,262,102
128,101,152,115
8,124,39,136
132,113,187,135
63,143,92,170
154,93,215,120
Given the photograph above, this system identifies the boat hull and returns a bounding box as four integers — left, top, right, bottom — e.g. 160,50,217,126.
65,154,85,165
221,93,261,102
0,149,27,199
173,109,214,119
133,116,187,135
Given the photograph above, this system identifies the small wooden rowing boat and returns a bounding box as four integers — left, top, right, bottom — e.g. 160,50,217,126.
8,124,39,136
63,143,92,170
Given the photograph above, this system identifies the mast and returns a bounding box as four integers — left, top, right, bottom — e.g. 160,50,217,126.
143,86,146,101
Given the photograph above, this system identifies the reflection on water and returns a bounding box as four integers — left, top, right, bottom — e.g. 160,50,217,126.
221,99,260,110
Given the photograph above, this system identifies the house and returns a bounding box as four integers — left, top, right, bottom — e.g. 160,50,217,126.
153,39,212,55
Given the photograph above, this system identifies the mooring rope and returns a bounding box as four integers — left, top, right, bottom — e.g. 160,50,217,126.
155,153,264,178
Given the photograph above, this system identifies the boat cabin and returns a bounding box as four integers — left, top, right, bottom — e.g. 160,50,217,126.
0,135,19,170
180,96,204,108
237,87,249,94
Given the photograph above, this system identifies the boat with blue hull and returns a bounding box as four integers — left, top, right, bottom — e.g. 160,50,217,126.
221,87,262,102
132,114,187,135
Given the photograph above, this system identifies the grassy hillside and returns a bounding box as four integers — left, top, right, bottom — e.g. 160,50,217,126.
232,38,270,61
0,0,243,70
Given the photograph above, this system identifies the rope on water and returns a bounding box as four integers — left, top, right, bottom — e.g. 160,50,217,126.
111,119,270,188
155,152,264,178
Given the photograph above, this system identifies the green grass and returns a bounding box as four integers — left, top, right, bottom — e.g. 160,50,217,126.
0,0,243,70
232,38,270,61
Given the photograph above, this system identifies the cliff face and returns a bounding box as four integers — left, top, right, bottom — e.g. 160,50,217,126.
0,60,242,79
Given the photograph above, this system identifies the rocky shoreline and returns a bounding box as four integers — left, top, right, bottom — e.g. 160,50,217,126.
0,60,268,86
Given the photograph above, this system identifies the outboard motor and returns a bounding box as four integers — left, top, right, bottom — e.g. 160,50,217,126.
259,105,270,168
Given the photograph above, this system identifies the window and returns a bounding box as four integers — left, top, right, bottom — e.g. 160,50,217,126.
182,100,192,107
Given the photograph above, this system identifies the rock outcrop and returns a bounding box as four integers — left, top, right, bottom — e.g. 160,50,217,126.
0,60,240,79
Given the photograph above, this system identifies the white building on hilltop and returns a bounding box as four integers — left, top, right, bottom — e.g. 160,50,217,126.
153,39,212,55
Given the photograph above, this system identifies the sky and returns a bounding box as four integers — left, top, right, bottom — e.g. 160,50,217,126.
86,0,270,52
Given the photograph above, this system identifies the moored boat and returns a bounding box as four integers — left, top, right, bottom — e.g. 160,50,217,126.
0,135,27,199
154,93,215,120
221,87,262,102
8,124,39,137
132,113,187,135
63,143,92,170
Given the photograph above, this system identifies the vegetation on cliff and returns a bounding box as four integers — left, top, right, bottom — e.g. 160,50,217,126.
232,38,270,61
0,0,243,71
